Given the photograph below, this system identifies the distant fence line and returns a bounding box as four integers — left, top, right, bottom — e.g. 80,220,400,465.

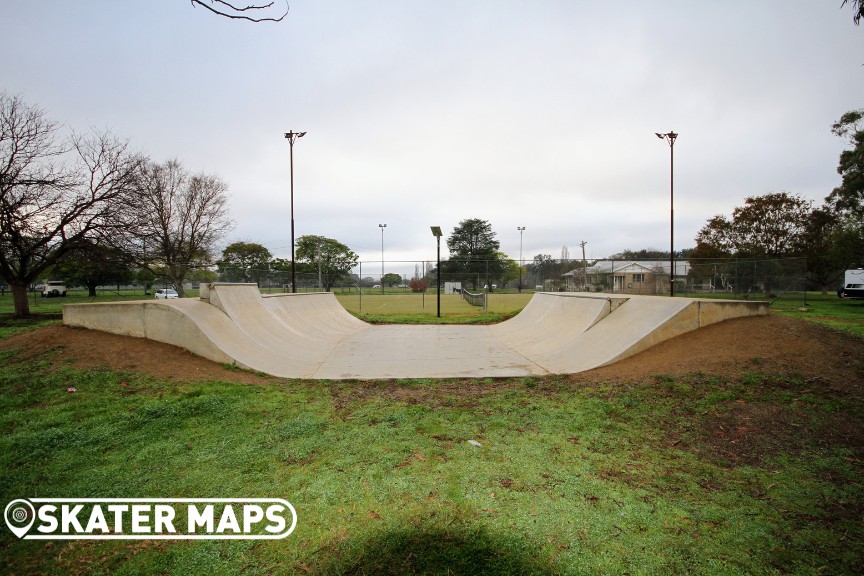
215,257,809,300
24,257,807,302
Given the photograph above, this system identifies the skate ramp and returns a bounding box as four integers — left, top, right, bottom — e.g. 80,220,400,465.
63,283,768,379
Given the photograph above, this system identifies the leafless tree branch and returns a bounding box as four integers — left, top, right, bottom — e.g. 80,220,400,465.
842,0,864,25
190,0,288,23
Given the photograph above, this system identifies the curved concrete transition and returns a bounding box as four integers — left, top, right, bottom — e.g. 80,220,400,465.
63,283,768,380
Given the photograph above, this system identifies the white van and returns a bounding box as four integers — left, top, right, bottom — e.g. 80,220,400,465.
41,280,67,298
838,269,864,299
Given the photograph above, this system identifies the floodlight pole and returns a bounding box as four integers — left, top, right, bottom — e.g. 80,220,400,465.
379,224,387,293
579,240,588,291
431,227,443,318
656,131,678,297
285,130,306,293
517,226,525,293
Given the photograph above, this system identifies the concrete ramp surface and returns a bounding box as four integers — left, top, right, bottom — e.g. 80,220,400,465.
63,284,768,379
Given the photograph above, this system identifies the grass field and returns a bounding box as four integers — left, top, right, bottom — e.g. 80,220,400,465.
770,292,864,337
1,352,862,574
336,292,533,324
0,289,862,574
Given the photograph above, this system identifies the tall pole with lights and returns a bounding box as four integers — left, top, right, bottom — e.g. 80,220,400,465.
284,130,306,293
579,240,588,291
379,223,387,293
655,131,678,297
517,226,525,293
431,226,442,318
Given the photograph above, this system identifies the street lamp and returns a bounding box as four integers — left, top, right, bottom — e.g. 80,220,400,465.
379,223,387,293
579,240,588,291
655,131,678,297
517,226,525,293
431,226,442,318
284,130,306,293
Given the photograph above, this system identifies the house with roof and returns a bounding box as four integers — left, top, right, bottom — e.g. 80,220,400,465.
562,260,690,295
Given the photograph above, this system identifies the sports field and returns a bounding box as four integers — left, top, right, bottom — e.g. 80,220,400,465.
335,292,533,324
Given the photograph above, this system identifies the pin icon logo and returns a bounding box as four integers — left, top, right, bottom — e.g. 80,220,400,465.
4,499,36,538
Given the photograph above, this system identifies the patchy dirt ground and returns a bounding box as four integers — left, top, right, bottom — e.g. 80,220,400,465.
1,314,861,387
582,314,863,386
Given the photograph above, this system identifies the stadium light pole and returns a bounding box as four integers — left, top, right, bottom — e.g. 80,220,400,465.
517,226,525,293
284,130,306,293
655,131,678,297
379,223,387,293
431,226,442,318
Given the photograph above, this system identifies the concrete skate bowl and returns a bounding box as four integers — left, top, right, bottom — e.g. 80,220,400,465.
62,283,768,380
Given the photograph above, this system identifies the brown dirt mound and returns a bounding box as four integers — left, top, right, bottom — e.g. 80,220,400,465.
580,314,863,388
0,324,269,384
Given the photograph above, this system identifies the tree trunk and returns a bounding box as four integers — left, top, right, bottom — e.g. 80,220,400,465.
88,282,98,297
168,269,186,298
11,282,31,317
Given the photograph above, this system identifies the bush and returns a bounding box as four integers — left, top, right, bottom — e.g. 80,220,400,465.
409,277,429,292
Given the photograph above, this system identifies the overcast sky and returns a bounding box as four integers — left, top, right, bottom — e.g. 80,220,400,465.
3,1,863,273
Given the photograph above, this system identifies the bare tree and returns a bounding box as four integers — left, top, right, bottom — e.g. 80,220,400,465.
190,0,288,22
131,159,233,296
0,93,142,316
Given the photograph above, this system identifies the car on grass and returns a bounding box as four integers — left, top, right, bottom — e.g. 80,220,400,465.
155,288,179,299
838,269,864,299
41,280,67,298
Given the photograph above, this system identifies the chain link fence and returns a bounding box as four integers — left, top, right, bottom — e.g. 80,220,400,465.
216,257,808,304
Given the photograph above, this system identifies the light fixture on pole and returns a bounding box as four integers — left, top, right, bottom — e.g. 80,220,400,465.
517,226,525,293
379,223,387,293
655,131,678,297
284,130,306,293
431,226,443,318
579,240,588,291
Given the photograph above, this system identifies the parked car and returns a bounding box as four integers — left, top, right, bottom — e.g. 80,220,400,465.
41,280,67,298
838,269,864,299
155,289,179,299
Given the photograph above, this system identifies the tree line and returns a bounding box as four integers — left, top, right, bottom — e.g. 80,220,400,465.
4,91,859,315
215,237,358,292
0,93,234,316
693,108,863,292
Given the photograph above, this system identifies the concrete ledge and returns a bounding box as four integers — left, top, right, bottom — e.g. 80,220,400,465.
63,301,148,338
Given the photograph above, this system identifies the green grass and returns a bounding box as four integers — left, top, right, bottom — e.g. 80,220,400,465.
1,344,862,574
335,292,532,323
0,316,60,339
770,291,864,337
